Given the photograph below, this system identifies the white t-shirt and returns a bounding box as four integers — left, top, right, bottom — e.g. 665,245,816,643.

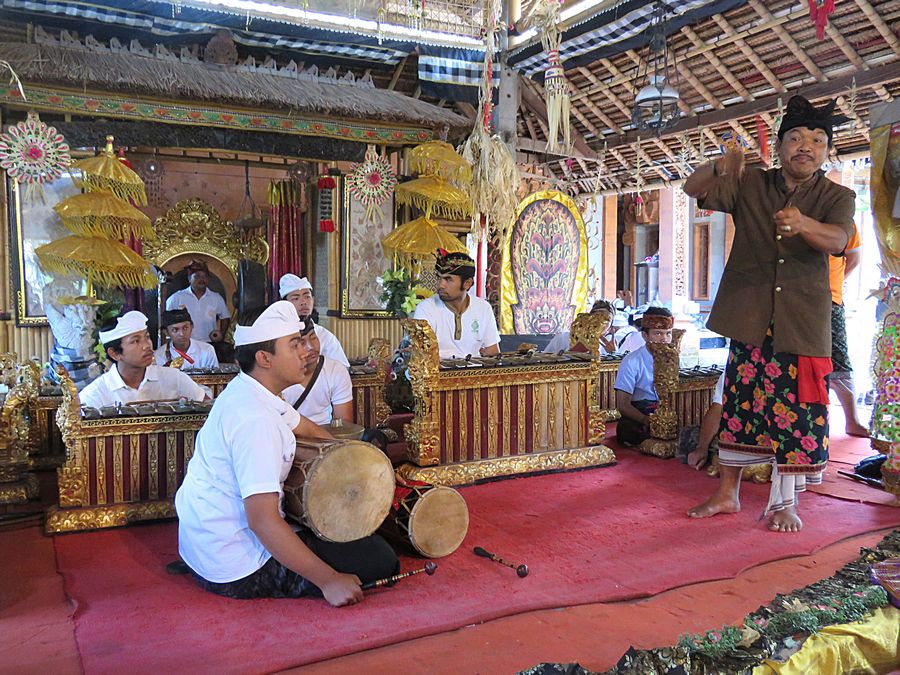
614,325,639,350
543,331,609,355
175,372,303,583
165,288,229,343
282,357,353,426
613,345,658,403
79,364,208,409
618,330,646,354
154,338,219,370
314,324,349,367
412,295,500,359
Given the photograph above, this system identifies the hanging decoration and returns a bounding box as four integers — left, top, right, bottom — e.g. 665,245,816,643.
531,0,570,151
316,174,338,232
633,137,645,217
70,136,147,206
631,2,681,135
807,0,835,40
347,145,397,225
136,155,165,207
460,2,519,245
381,216,468,271
0,110,71,202
235,161,266,229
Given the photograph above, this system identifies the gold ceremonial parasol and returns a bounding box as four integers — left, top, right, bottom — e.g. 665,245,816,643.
70,135,148,206
381,215,468,269
53,190,155,240
35,236,158,291
395,175,470,221
408,141,473,183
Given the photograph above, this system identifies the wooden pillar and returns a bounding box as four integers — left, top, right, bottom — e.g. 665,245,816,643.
657,187,690,309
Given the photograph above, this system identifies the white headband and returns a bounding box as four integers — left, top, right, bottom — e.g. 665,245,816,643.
279,274,313,299
98,311,148,344
234,301,302,346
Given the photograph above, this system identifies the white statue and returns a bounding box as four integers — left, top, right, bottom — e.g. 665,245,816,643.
42,280,103,390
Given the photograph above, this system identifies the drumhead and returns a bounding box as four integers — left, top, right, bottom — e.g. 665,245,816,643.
303,440,395,543
409,486,469,558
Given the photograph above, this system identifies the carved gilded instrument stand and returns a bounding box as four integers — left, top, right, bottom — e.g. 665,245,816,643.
639,329,685,459
46,368,207,533
397,314,616,486
0,355,40,504
350,338,392,429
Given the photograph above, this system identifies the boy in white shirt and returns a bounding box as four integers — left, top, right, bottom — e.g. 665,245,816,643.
282,318,353,426
279,274,349,367
80,311,210,409
154,309,219,370
613,307,674,446
543,300,618,354
412,249,500,359
175,302,398,605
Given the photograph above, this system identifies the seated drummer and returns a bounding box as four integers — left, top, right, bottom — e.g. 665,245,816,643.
155,309,219,370
412,249,500,359
613,306,674,446
80,311,210,409
282,317,353,426
175,301,398,606
279,274,350,367
543,300,618,355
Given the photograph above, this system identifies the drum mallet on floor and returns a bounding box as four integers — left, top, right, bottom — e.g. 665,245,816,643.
473,546,529,578
361,562,438,590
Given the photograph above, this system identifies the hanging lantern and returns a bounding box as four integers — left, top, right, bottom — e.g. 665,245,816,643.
631,3,681,135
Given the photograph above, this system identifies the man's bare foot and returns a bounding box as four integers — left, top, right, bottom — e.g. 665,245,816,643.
768,507,802,532
845,423,869,438
687,493,740,518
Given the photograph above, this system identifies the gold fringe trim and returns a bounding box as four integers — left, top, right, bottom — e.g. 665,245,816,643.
395,191,469,220
38,255,157,290
59,215,156,241
80,175,148,207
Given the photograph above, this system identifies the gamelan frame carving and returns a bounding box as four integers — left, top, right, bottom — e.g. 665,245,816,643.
47,367,207,533
398,318,615,485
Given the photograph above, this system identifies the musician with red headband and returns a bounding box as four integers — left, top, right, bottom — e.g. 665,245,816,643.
412,249,500,359
683,95,856,533
155,309,219,370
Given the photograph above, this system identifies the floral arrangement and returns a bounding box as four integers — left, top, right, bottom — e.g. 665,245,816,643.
378,267,432,317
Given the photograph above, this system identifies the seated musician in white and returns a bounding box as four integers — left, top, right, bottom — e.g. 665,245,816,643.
542,300,618,355
282,317,353,426
613,307,674,446
80,311,210,409
154,309,219,370
412,250,500,359
175,301,398,605
279,274,349,367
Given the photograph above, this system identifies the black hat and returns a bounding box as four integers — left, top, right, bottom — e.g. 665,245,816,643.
434,248,476,279
777,95,850,145
161,309,192,328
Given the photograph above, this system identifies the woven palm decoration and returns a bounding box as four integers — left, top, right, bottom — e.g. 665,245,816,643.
347,145,397,224
531,0,570,151
0,110,71,202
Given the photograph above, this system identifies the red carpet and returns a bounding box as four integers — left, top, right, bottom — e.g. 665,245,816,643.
54,449,900,674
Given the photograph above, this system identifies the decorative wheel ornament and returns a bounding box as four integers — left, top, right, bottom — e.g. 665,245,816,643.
0,110,71,202
347,145,397,224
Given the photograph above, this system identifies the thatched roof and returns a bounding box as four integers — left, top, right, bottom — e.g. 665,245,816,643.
0,42,470,133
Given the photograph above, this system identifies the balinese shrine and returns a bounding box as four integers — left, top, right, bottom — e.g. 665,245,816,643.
0,0,898,672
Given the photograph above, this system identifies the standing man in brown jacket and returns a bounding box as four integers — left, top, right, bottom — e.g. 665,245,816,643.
683,96,855,533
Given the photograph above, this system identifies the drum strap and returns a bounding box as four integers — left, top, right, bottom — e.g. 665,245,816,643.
293,356,325,410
